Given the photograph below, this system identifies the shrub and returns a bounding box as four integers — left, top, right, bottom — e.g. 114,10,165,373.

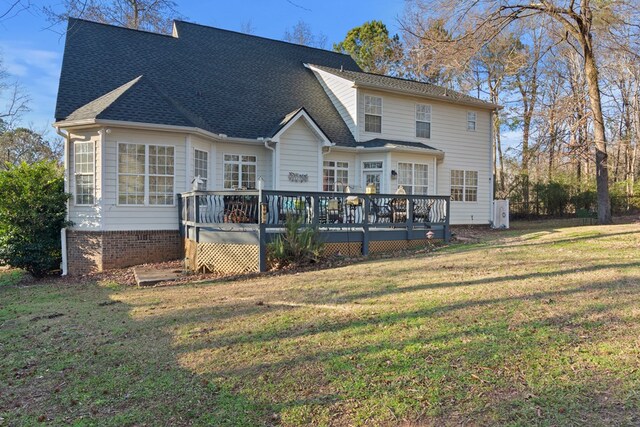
267,215,324,269
0,161,71,277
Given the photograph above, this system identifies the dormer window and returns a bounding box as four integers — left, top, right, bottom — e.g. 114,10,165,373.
416,104,431,138
364,95,382,133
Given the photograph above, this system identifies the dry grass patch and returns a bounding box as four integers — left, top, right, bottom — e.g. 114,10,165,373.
1,219,640,426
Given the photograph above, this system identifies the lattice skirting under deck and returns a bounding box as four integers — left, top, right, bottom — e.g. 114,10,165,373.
323,242,363,257
368,239,430,254
195,242,259,274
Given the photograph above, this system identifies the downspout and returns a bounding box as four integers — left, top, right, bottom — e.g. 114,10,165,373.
55,126,70,276
489,110,495,226
263,138,276,189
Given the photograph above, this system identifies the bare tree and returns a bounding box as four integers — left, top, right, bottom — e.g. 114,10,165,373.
239,20,256,35
1,0,31,22
43,0,183,34
403,0,640,224
0,58,30,130
283,20,327,49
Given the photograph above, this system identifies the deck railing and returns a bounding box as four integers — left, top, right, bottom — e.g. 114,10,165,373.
179,190,450,229
178,190,450,272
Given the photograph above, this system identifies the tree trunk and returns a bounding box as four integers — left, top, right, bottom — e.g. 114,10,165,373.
583,39,611,223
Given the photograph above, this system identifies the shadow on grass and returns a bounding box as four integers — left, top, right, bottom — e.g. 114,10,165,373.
0,280,282,426
162,277,640,425
3,244,640,425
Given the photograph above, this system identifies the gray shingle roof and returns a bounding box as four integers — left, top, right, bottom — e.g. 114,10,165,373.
56,18,361,144
309,64,499,109
359,138,443,152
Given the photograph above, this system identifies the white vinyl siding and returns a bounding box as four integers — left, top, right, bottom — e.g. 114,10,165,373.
397,162,429,195
194,148,208,190
278,119,320,191
323,160,349,191
311,68,357,138
74,141,95,205
451,170,478,202
364,95,382,133
117,143,175,206
467,111,477,131
223,154,257,189
358,89,491,224
415,104,431,139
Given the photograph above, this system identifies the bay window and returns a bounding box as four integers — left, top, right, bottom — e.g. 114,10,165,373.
74,141,95,205
117,143,174,205
223,154,257,189
194,149,208,190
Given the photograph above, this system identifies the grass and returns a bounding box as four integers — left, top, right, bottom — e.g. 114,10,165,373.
1,219,640,426
0,269,24,287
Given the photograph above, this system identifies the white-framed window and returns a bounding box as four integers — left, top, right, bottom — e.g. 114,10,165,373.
223,154,257,189
74,141,95,205
416,104,432,139
363,160,384,193
117,143,174,206
194,149,208,190
323,160,349,191
397,162,429,195
451,170,478,202
148,145,175,205
467,111,477,131
364,95,382,133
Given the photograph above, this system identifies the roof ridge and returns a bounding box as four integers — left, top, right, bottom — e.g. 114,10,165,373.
173,20,357,63
310,63,497,108
312,63,453,93
66,75,143,120
67,17,176,38
98,76,203,129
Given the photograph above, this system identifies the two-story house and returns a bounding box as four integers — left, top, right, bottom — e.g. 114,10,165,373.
54,18,498,274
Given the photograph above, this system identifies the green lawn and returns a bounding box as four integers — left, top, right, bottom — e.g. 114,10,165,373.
1,220,640,426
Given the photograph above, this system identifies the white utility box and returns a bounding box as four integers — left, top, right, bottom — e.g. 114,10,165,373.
492,200,510,229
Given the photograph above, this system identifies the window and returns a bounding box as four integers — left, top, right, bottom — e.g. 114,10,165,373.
364,95,382,133
416,104,431,138
117,143,174,205
397,162,429,195
194,149,208,190
148,145,175,205
451,170,478,202
74,141,94,205
323,160,349,191
467,111,477,131
363,161,383,193
118,143,145,205
223,154,257,189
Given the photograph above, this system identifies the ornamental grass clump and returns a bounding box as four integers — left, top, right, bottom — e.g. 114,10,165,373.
267,215,324,269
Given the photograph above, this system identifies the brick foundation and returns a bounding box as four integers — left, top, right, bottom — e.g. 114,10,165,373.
67,230,182,275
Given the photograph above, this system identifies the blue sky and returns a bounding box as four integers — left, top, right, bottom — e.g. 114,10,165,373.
0,0,407,131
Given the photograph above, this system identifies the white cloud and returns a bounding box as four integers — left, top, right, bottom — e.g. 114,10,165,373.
0,40,62,128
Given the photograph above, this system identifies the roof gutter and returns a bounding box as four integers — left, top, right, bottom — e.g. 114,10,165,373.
331,144,445,159
53,119,265,145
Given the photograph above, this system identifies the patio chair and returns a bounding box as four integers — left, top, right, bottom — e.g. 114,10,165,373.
413,199,432,223
370,198,392,223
